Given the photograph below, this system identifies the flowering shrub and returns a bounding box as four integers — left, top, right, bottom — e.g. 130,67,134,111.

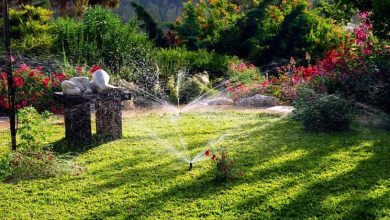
225,11,390,111
225,62,265,101
205,149,242,182
0,64,101,114
0,64,65,113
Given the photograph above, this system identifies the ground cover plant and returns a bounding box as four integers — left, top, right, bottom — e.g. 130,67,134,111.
1,0,390,218
0,111,389,219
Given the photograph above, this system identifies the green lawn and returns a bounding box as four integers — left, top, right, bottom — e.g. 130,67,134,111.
0,111,389,219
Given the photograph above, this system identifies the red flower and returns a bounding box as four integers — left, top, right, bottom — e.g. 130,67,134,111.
53,73,66,82
43,78,50,87
13,76,24,88
89,65,101,74
205,149,210,157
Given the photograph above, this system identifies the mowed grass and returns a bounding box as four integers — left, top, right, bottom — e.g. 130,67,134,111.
0,111,389,219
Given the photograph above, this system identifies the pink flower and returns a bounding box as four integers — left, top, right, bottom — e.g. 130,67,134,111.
19,64,29,72
238,63,247,72
75,66,83,73
364,48,372,55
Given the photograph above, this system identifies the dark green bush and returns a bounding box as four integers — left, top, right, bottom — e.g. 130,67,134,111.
166,72,215,104
52,7,153,74
153,48,237,80
0,154,12,182
293,89,355,132
216,0,345,65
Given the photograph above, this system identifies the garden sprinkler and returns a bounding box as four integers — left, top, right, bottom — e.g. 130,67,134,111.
189,162,193,171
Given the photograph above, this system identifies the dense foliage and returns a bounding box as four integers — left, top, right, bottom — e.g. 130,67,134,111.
0,5,54,53
175,0,241,50
216,0,346,65
0,64,65,113
292,89,355,131
154,48,235,80
328,0,390,39
52,7,153,74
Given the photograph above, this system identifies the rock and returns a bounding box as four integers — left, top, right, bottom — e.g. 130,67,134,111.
92,69,117,93
123,100,135,110
205,97,234,106
61,69,119,95
236,94,277,107
61,80,82,95
69,77,91,93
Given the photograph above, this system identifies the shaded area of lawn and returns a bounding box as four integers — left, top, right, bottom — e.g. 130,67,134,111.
0,111,389,219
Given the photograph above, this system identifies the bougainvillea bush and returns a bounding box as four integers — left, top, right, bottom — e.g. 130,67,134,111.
226,11,390,112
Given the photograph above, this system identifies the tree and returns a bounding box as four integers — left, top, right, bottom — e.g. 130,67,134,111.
130,1,169,48
176,2,201,51
50,0,120,16
175,0,241,50
216,0,345,65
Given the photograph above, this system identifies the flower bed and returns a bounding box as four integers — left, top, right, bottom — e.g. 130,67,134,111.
225,11,390,111
0,64,101,114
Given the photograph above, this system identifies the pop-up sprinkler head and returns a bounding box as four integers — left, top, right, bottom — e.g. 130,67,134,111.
189,162,193,171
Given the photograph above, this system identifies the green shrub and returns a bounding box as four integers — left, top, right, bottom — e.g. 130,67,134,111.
217,0,345,65
52,7,153,74
0,107,79,182
17,107,54,151
0,154,12,182
293,89,355,132
166,72,216,104
153,48,236,80
1,5,54,53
